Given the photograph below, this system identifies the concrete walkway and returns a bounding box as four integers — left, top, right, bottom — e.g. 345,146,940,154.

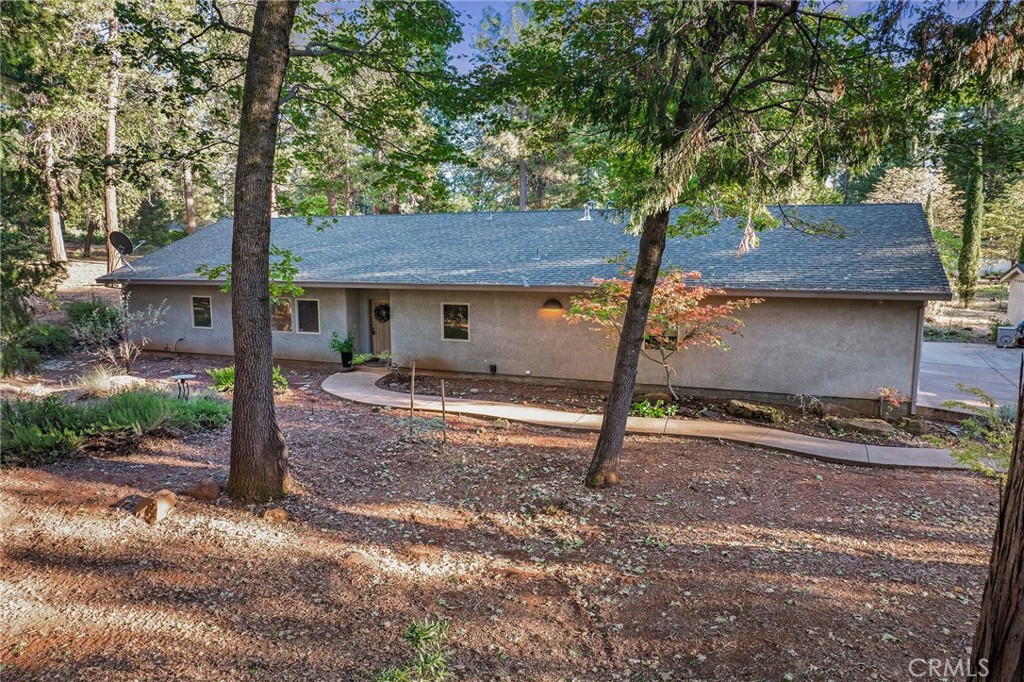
919,342,1022,411
322,370,963,471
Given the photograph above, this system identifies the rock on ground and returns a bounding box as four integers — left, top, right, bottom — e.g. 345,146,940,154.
342,551,375,569
261,506,289,523
813,401,863,419
638,391,675,404
828,417,896,437
726,399,784,423
132,489,176,524
180,478,221,501
901,418,933,436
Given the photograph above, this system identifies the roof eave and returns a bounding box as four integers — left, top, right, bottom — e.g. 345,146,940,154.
998,265,1023,284
106,276,953,301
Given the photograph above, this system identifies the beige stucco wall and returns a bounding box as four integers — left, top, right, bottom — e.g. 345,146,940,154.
127,283,923,402
1008,278,1024,325
126,284,351,363
389,289,922,402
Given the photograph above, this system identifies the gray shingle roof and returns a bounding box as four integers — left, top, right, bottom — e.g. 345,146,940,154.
98,204,952,299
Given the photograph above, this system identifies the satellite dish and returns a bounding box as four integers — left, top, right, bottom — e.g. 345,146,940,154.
109,231,145,272
109,231,134,256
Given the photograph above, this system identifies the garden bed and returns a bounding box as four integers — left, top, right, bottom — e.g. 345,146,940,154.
376,371,956,447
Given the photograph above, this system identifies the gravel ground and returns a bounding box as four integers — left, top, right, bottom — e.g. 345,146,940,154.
0,355,1000,682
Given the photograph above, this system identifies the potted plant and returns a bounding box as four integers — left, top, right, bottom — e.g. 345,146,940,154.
330,331,356,368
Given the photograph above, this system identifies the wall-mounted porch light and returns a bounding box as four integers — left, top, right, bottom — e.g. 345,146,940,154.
542,298,564,311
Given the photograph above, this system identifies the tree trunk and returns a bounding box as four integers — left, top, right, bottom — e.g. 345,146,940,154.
519,156,527,211
970,363,1024,680
344,159,352,215
104,16,120,273
83,217,97,258
586,209,671,487
270,181,279,217
957,143,983,306
42,126,68,263
326,187,338,216
390,185,400,214
183,159,197,234
227,0,297,503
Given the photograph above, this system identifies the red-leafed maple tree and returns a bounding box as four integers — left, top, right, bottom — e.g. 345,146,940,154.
568,269,760,484
569,269,761,402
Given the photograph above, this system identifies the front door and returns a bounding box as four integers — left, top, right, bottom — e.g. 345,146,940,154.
370,299,391,354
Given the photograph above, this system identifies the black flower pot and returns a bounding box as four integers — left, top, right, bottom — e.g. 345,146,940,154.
341,351,353,368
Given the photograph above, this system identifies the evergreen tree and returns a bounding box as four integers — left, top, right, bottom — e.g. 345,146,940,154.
498,1,909,487
958,145,985,303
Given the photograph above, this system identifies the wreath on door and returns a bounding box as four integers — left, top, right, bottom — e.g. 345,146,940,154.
373,303,391,324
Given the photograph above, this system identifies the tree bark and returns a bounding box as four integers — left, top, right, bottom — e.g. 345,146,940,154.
519,156,527,211
971,363,1024,681
326,187,338,216
957,143,984,306
83,217,97,258
586,209,670,487
103,16,120,273
344,159,352,215
183,159,197,234
41,126,68,263
227,0,297,502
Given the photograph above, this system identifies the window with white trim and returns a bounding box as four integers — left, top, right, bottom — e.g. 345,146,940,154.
442,303,469,340
297,299,320,334
192,296,212,328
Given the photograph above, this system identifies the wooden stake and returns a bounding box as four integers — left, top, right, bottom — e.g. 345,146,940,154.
409,362,416,437
440,379,447,448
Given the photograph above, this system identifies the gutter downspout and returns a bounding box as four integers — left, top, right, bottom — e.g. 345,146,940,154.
910,301,925,415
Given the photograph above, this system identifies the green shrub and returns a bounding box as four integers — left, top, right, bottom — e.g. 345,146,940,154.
1,389,232,468
943,385,1014,481
923,325,975,342
21,323,71,356
206,366,235,391
1,396,86,467
374,619,452,682
0,344,41,376
989,318,1010,341
86,390,175,435
169,395,232,431
67,300,122,349
66,300,120,326
206,365,288,392
630,399,678,419
352,351,392,366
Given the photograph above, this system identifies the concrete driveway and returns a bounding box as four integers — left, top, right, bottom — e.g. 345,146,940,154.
919,342,1022,410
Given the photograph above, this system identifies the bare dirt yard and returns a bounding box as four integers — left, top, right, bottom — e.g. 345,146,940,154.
0,354,1000,681
925,284,1010,343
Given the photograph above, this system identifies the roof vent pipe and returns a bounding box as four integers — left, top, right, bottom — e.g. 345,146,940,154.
578,200,595,221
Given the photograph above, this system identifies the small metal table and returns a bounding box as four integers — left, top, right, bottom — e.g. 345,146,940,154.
169,373,197,400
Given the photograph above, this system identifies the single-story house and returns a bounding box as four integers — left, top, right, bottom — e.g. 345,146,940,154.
999,265,1024,325
98,204,951,412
